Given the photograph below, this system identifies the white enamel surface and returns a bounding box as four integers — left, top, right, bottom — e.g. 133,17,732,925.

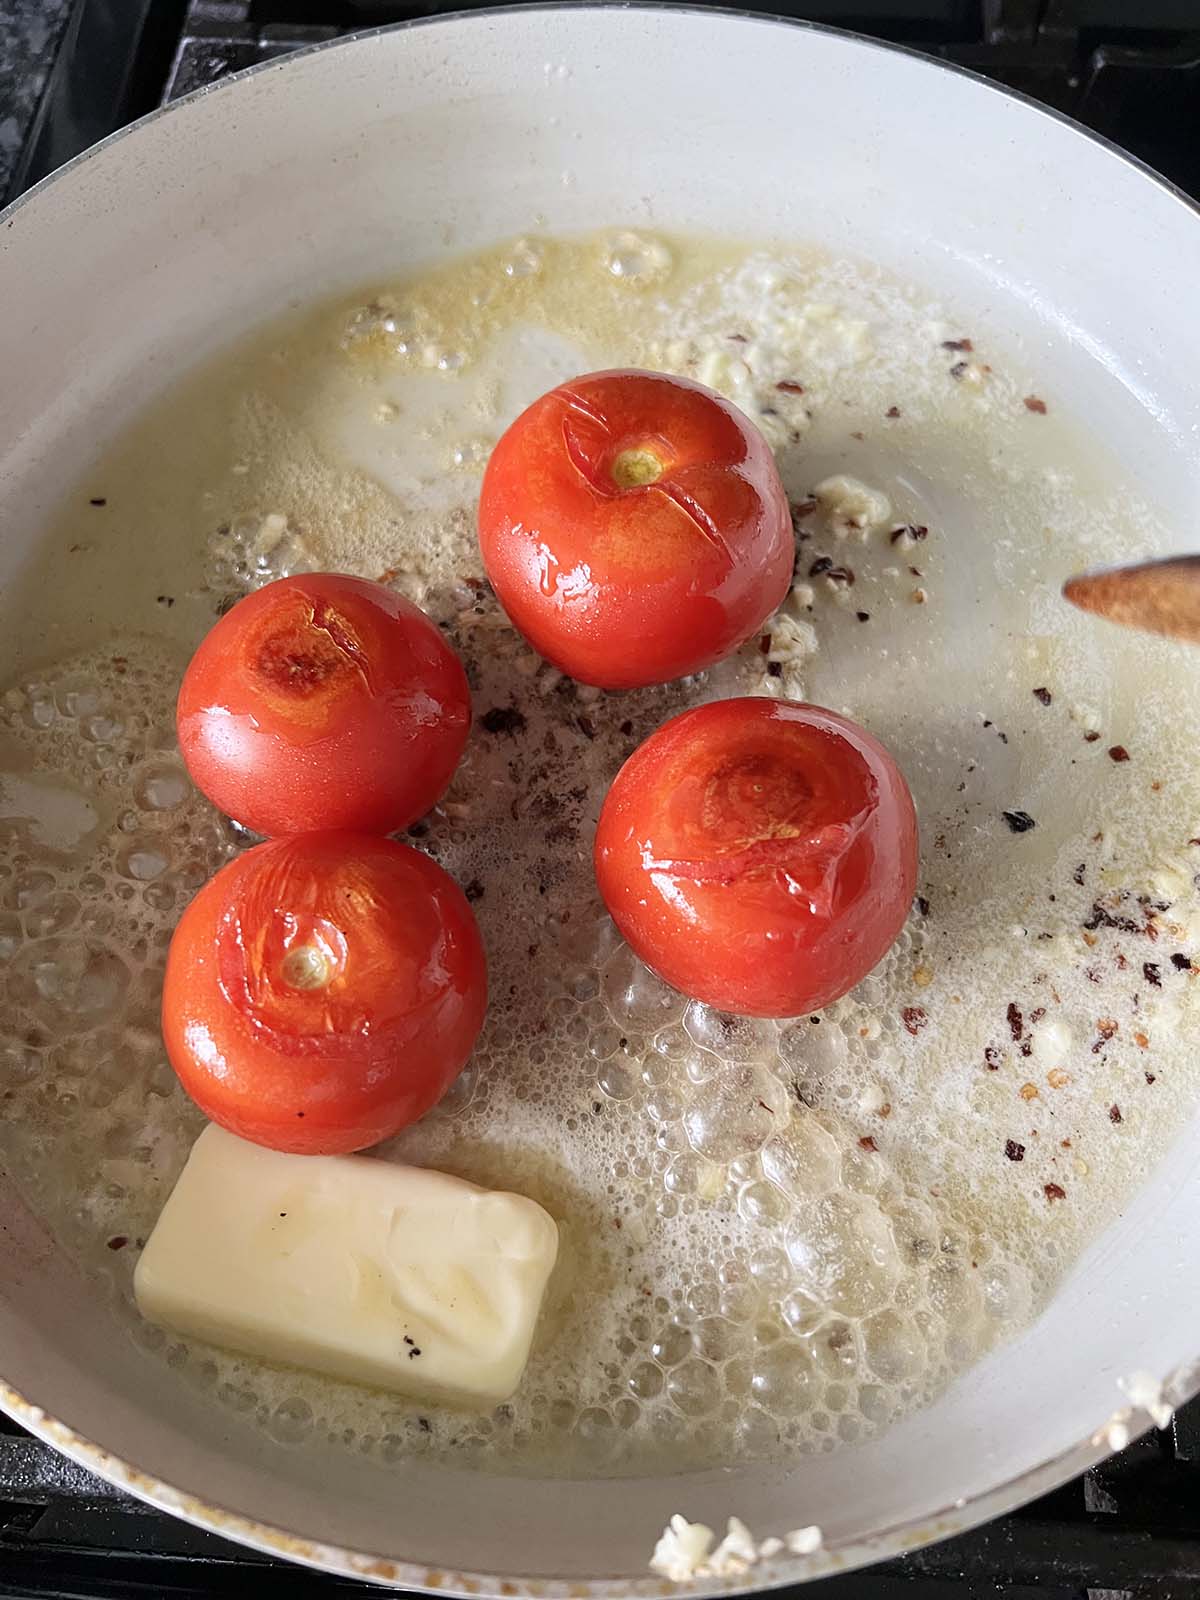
2,8,1200,1590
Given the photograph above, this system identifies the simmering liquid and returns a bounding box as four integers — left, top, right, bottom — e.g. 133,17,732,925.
1,231,1198,1475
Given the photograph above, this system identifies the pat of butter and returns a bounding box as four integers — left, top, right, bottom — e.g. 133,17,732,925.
134,1125,559,1408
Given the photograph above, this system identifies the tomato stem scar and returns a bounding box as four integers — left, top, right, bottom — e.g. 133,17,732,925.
611,447,665,489
281,944,334,991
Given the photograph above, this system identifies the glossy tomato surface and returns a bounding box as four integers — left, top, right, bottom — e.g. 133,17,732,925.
177,574,470,836
594,698,918,1018
162,832,487,1154
478,370,792,688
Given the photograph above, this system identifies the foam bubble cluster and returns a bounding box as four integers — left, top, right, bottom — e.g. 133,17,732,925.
0,619,1036,1478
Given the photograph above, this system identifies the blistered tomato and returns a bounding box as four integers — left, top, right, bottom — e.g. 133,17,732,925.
478,370,792,688
162,831,487,1154
177,574,470,836
594,698,918,1018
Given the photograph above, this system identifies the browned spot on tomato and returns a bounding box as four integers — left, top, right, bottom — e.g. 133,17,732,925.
255,604,368,698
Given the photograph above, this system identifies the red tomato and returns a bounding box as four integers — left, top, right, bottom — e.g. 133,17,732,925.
177,574,470,837
162,832,487,1154
594,698,918,1018
478,370,792,689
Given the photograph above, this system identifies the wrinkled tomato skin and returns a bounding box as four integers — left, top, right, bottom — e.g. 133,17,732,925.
594,698,918,1018
478,370,792,689
162,832,487,1154
177,573,470,837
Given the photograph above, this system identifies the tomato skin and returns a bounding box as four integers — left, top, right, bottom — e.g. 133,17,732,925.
162,832,487,1155
594,698,918,1018
177,574,470,837
478,370,792,689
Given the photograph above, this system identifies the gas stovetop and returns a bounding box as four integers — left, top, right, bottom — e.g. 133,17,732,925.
3,1,1200,1595
7,0,1200,205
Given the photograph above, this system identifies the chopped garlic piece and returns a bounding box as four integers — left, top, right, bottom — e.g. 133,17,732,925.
1092,1416,1131,1452
1118,1370,1174,1429
708,1517,759,1576
650,1515,823,1582
814,474,892,540
650,1516,715,1581
766,613,819,665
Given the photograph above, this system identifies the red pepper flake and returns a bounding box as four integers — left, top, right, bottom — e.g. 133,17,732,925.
1108,1104,1123,1124
984,1045,1002,1070
576,714,596,741
1006,1002,1024,1042
856,610,871,623
889,524,928,545
1108,745,1131,763
885,405,901,418
850,430,865,441
1044,1182,1067,1202
942,338,974,352
1134,1031,1149,1049
790,497,818,522
1024,396,1048,414
902,1006,928,1036
727,333,749,344
1084,731,1101,743
1073,863,1086,886
858,1135,878,1152
758,633,771,654
916,896,931,917
1146,1071,1157,1084
106,1235,128,1251
775,380,806,395
1004,1140,1025,1162
1032,687,1052,706
1084,899,1151,938
1143,961,1162,987
1092,1019,1118,1053
1172,954,1192,971
949,360,969,380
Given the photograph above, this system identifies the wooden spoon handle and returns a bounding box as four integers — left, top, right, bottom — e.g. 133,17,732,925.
1063,556,1200,646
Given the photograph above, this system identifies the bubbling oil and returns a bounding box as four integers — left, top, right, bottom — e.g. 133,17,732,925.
2,231,1200,1477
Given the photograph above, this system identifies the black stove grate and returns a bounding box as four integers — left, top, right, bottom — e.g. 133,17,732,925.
5,1396,1200,1595
4,0,1200,1593
8,0,1200,204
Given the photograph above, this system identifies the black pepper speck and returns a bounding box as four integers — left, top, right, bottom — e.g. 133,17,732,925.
482,706,527,736
1003,810,1037,834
